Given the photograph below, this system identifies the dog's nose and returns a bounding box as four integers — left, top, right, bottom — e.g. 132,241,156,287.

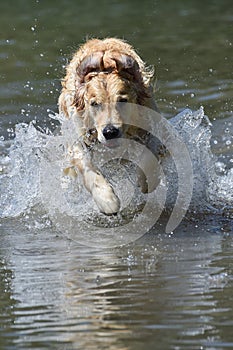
102,125,121,140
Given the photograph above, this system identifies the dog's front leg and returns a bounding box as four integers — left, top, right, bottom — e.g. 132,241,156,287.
70,144,120,215
83,168,120,215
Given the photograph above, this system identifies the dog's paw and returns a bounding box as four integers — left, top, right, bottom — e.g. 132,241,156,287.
92,175,120,215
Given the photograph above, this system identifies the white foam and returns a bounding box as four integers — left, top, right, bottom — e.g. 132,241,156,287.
0,108,232,243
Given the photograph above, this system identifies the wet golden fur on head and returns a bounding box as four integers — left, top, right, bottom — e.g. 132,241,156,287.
58,38,155,117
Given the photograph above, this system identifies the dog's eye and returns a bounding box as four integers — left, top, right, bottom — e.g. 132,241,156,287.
118,97,128,103
90,100,101,108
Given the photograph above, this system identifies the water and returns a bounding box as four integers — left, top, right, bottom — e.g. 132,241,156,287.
0,0,233,349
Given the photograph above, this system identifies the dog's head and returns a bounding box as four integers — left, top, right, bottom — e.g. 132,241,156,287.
73,52,150,146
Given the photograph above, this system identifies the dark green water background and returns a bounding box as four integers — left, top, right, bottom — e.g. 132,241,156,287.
1,0,232,130
0,1,233,349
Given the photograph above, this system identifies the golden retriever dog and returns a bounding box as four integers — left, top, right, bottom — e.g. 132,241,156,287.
58,38,158,214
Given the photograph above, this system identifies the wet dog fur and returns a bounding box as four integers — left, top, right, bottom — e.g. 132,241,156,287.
58,38,158,214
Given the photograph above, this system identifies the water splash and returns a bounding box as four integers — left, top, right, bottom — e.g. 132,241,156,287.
0,123,42,217
0,108,232,244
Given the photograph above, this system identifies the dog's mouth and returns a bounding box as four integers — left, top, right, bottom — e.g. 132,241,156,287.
102,138,121,148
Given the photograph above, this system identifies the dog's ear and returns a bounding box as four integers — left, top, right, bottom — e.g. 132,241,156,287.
73,84,86,111
116,54,140,79
77,52,104,83
109,52,150,104
74,52,105,110
108,53,142,82
76,52,142,83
